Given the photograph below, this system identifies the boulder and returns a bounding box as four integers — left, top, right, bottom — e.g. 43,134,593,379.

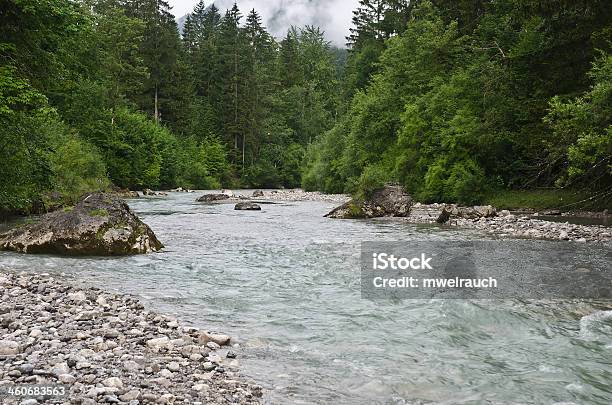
142,189,167,197
252,190,264,198
473,205,497,218
112,188,139,199
436,204,498,223
234,202,261,211
540,209,562,216
196,194,230,203
0,193,163,255
197,332,231,346
436,207,452,224
221,189,234,197
325,184,412,219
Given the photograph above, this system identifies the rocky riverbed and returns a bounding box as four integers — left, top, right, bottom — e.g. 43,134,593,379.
254,189,350,204
407,203,612,243
0,272,262,404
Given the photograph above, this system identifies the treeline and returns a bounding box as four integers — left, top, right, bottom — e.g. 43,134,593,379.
0,0,341,214
2,0,611,215
303,0,612,205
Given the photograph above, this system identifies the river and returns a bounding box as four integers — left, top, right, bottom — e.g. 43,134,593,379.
1,192,611,404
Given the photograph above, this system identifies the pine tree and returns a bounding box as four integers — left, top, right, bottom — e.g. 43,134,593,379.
217,4,244,162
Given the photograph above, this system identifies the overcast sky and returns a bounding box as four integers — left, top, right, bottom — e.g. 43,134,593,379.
168,0,359,46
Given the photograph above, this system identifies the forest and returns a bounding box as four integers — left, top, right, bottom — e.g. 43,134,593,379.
1,0,611,215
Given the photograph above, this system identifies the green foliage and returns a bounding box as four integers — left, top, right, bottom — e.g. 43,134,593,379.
48,125,110,204
486,189,612,212
4,0,609,215
545,54,612,189
88,208,109,217
304,0,612,204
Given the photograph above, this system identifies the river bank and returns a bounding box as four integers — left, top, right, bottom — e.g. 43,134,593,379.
0,271,262,404
259,189,610,243
407,203,611,243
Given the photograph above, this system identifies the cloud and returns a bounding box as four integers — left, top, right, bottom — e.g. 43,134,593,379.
170,0,359,46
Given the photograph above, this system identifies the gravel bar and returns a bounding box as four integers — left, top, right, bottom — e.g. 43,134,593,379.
0,272,262,405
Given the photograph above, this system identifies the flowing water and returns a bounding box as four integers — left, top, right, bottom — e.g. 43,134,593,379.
1,192,611,404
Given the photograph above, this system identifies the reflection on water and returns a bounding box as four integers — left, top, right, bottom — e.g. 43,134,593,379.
1,192,611,404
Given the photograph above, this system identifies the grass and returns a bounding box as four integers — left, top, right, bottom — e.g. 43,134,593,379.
88,208,109,217
485,189,612,211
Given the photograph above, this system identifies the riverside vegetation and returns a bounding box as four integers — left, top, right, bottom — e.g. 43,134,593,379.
1,0,611,217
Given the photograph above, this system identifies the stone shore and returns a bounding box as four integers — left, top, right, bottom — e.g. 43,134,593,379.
0,272,262,404
408,203,611,243
264,190,610,242
254,189,350,204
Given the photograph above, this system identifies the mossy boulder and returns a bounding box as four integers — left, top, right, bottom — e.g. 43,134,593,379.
0,193,163,255
196,194,231,203
325,184,412,219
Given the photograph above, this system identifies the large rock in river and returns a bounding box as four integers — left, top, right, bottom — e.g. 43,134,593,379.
235,202,261,211
196,194,230,203
325,184,412,219
0,193,163,255
436,204,497,223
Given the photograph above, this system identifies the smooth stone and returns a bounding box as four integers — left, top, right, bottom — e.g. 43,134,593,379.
198,332,231,347
147,336,169,349
192,383,209,392
102,376,123,389
206,341,221,350
119,389,141,401
58,373,76,384
159,368,173,378
0,339,20,355
67,291,87,302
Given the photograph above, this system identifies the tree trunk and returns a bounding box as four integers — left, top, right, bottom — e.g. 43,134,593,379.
154,83,159,124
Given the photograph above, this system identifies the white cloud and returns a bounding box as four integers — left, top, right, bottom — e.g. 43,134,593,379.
168,0,359,46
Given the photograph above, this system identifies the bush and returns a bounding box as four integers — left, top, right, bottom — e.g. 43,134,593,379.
445,160,487,205
49,131,110,205
356,164,389,199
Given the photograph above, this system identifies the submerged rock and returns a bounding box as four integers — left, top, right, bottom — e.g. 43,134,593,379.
234,202,261,211
0,193,163,255
325,184,412,219
196,194,230,203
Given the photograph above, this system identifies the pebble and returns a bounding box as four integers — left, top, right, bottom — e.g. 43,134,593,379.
58,373,76,384
102,377,124,389
67,291,87,302
0,272,262,405
0,339,20,355
207,341,221,350
259,189,349,203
